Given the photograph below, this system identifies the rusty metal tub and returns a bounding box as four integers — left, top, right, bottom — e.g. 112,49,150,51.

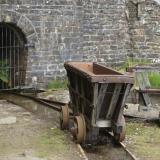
62,62,134,144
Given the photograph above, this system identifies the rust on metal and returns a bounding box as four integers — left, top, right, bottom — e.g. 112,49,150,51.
64,61,134,143
60,105,69,129
73,114,86,143
64,62,134,83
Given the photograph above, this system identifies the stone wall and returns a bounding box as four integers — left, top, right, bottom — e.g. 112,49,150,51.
126,0,160,62
0,0,129,87
0,0,160,87
82,0,129,66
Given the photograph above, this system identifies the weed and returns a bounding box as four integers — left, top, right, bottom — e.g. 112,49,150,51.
0,60,9,83
148,72,160,88
117,57,151,72
47,79,68,90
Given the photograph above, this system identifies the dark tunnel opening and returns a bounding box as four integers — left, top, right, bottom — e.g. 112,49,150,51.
0,22,28,90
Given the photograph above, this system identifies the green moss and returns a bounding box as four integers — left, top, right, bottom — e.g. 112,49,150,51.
47,79,68,90
34,128,69,158
126,122,160,160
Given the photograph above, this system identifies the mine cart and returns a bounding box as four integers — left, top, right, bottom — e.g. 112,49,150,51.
60,62,133,144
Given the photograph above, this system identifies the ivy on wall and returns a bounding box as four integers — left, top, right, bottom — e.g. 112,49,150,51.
0,60,9,83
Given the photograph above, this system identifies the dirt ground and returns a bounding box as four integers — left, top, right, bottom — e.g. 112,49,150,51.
1,89,160,160
39,90,160,160
125,122,160,160
0,99,83,160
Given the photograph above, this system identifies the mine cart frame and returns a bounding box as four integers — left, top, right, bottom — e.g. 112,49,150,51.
60,62,133,144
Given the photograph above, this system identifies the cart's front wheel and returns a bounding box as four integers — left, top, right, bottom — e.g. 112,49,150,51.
60,105,69,130
72,114,86,144
114,116,126,142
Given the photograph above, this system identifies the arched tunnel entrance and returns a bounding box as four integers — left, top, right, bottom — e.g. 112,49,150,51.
0,23,28,90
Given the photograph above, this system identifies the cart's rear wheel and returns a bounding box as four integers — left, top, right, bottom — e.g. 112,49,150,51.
72,114,86,144
60,105,69,130
114,116,126,142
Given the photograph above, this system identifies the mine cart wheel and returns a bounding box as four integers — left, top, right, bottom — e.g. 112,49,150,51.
73,114,86,144
60,105,69,130
114,116,126,142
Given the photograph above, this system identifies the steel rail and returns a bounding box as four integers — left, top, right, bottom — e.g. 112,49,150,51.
108,132,137,160
83,141,137,160
80,131,137,160
0,91,64,112
12,92,64,112
119,142,137,160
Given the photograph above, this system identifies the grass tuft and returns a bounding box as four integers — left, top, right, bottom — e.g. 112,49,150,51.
148,72,160,88
117,57,151,72
47,79,68,90
126,122,160,159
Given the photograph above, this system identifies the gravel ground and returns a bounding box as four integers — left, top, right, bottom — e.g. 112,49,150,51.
0,99,84,160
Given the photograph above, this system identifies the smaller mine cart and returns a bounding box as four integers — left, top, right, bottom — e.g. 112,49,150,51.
61,62,133,144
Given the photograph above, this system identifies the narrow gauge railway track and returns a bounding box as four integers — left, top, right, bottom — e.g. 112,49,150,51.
83,142,137,160
79,132,137,160
0,91,137,160
0,91,67,112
